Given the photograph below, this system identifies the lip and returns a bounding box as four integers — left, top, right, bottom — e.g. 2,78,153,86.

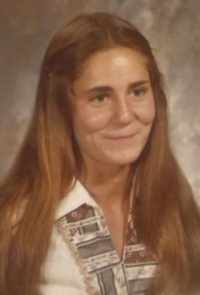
104,133,137,141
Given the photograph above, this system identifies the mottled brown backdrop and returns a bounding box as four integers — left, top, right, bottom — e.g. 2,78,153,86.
0,0,199,203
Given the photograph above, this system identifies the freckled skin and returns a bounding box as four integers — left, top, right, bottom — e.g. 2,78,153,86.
72,47,155,171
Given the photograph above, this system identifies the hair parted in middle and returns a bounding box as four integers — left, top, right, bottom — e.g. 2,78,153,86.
40,12,167,173
1,12,200,295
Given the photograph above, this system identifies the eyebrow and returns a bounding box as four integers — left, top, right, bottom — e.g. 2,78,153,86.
83,80,150,94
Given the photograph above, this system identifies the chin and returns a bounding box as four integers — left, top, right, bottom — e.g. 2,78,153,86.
103,152,142,166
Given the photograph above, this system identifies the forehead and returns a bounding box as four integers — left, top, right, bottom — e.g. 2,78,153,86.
73,47,149,90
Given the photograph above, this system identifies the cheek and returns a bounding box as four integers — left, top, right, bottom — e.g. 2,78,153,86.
74,108,111,133
136,101,155,125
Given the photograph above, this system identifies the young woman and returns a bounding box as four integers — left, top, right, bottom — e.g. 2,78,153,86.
0,12,200,295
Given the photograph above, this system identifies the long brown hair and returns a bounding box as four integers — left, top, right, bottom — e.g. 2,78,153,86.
0,12,200,295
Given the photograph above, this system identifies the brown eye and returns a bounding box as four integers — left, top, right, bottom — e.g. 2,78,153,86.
132,87,147,98
90,93,108,104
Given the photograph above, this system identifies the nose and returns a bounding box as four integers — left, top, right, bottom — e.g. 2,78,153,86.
112,97,134,125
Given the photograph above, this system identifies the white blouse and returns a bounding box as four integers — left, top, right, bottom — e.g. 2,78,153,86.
40,181,157,295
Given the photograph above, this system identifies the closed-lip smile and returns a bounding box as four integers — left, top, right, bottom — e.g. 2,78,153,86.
104,133,138,140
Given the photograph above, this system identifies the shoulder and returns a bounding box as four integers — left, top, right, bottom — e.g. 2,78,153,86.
41,224,88,295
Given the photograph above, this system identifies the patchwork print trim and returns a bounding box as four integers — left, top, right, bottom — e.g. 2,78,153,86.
55,203,158,295
56,215,96,295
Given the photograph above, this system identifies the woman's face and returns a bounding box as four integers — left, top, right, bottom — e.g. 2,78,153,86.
72,47,155,170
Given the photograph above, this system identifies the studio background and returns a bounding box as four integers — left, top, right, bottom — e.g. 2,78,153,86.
0,0,200,203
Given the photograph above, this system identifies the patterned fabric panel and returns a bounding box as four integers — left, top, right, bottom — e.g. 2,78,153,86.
56,203,158,295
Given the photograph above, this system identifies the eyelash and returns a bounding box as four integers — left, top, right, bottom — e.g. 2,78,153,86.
89,87,148,104
90,94,108,103
131,86,148,97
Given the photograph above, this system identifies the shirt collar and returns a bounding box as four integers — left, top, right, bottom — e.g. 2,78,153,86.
55,179,99,220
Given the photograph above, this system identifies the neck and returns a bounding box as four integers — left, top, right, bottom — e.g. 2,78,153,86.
79,163,134,211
